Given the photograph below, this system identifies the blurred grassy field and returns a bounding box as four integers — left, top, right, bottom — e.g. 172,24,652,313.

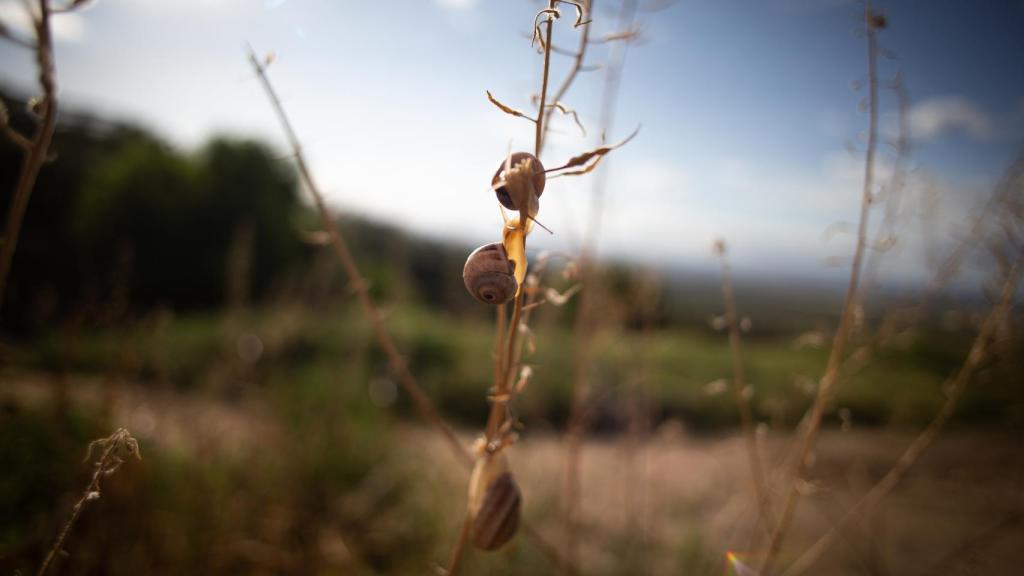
3,301,1022,574
9,301,1021,431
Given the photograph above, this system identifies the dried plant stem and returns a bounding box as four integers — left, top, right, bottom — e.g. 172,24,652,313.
857,79,909,304
562,1,637,570
486,295,523,439
534,0,556,156
780,255,1023,576
38,429,140,576
717,245,775,536
539,0,592,155
485,303,508,439
443,514,473,576
0,0,58,311
759,4,881,573
247,48,471,468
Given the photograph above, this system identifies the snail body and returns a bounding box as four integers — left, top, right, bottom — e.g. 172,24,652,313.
467,451,521,551
463,243,517,305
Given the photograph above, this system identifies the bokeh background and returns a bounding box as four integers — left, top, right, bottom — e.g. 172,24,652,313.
1,0,1023,574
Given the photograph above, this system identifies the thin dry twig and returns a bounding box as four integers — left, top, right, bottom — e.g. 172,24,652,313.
780,254,1024,576
38,428,141,576
545,125,640,177
546,102,587,137
759,4,884,572
715,240,775,537
562,0,639,570
486,90,537,124
539,0,593,155
442,514,473,576
246,46,472,468
0,0,60,310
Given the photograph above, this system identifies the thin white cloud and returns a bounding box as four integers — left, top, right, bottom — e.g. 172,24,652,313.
434,0,479,10
908,96,994,142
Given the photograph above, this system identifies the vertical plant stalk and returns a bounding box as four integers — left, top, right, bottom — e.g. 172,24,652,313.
538,0,593,157
443,514,473,576
0,0,59,310
485,303,508,439
445,4,566,569
857,79,909,304
759,4,881,573
534,0,556,157
38,428,140,576
562,1,636,570
780,254,1023,576
716,242,775,536
246,48,472,468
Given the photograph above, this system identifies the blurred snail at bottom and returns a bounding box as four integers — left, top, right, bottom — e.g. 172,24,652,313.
463,152,541,305
467,450,522,551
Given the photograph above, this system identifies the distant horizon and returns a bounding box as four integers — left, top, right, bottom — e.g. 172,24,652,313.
2,0,1020,292
0,77,1006,300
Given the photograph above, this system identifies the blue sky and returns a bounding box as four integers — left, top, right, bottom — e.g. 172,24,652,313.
1,0,1022,284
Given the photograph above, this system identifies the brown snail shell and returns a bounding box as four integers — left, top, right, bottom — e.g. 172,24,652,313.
467,451,521,551
470,472,521,550
463,243,517,305
491,152,546,211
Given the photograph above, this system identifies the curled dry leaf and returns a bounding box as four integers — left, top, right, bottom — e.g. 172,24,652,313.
486,91,536,123
546,102,586,136
546,125,640,177
531,9,560,50
555,0,592,28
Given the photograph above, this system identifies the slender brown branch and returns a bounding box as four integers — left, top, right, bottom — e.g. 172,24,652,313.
0,112,32,149
38,428,140,576
0,0,59,311
716,241,775,537
539,0,592,156
246,47,472,468
443,514,473,576
858,77,910,304
561,1,638,571
780,255,1023,576
486,294,522,440
759,4,882,573
534,0,556,156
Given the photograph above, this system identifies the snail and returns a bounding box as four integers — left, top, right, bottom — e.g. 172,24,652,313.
491,152,545,216
467,451,521,551
463,243,517,305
